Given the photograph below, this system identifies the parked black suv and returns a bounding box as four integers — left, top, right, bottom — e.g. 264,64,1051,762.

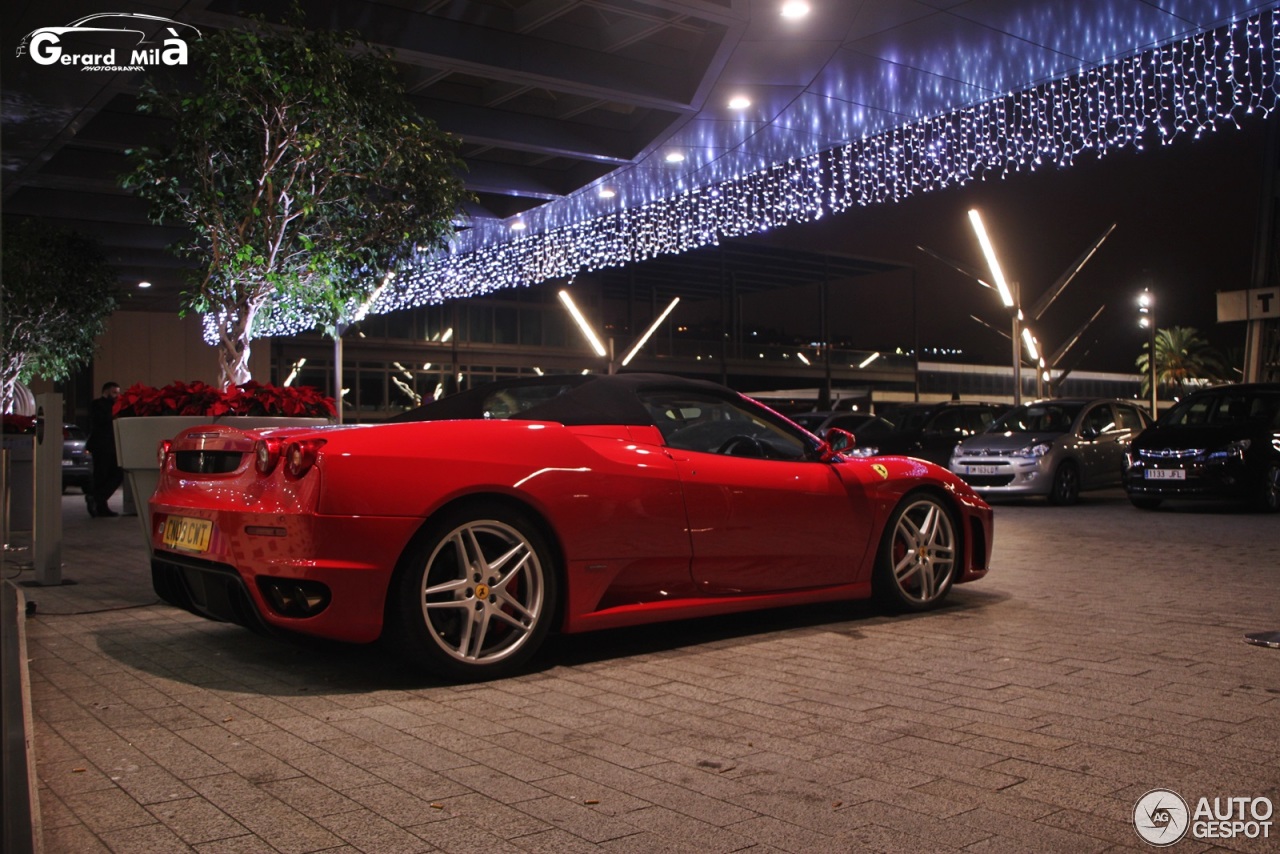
1124,383,1280,512
875,401,1008,466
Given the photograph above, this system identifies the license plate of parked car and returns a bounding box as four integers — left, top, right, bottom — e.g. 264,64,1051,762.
1144,469,1186,480
963,465,1002,475
162,516,213,553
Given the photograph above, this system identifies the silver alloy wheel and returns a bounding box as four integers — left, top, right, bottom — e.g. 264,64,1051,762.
420,519,546,665
1049,462,1080,506
887,497,957,605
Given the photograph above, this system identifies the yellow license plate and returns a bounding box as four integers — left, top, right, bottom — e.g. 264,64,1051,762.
162,516,213,553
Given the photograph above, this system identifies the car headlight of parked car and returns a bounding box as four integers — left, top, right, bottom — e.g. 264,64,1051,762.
1015,443,1052,459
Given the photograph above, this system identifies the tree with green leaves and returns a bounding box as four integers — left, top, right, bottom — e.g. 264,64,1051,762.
1135,326,1231,398
123,12,470,387
2,219,119,412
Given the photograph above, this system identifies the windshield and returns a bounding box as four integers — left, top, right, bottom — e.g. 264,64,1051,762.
895,408,933,432
990,402,1084,434
790,413,828,430
1163,390,1280,427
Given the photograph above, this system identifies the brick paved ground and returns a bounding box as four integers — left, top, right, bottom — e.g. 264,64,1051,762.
9,489,1280,852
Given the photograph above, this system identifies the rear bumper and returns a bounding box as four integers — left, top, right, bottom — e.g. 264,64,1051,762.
149,503,420,643
152,553,273,634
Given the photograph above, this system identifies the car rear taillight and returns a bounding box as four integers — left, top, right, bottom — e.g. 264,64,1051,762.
157,439,172,467
254,437,285,475
283,439,326,479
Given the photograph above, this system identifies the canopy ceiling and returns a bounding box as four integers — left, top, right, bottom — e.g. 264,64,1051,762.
2,0,1271,310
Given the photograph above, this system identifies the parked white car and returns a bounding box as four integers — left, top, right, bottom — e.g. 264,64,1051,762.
949,398,1152,505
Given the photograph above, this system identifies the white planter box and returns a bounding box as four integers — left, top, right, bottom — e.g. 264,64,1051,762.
115,416,330,553
3,434,35,533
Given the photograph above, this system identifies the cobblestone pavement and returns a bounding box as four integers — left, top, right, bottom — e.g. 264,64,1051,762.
9,489,1280,852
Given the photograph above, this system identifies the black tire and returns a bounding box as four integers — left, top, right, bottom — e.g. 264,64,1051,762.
1048,461,1080,506
1255,464,1280,513
389,504,558,681
873,491,959,613
1129,495,1162,510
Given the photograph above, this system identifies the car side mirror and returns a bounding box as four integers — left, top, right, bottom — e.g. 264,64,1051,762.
823,427,856,458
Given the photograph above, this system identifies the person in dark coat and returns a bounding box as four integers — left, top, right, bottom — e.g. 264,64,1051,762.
85,381,122,517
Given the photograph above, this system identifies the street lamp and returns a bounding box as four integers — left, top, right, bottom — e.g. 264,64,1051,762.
1138,288,1157,417
969,209,1023,405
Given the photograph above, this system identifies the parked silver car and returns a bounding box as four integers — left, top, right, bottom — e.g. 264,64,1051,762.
949,398,1152,505
62,423,92,492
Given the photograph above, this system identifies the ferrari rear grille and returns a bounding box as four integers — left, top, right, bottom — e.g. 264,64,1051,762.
151,554,271,635
174,450,245,473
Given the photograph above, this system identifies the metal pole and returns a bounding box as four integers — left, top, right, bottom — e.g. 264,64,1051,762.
1011,282,1022,407
1149,313,1158,419
34,393,64,585
912,268,920,402
334,327,345,424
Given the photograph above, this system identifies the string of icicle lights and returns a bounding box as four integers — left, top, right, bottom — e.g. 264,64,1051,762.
210,8,1280,343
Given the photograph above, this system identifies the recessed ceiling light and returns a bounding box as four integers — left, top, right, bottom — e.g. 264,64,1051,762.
598,187,616,199
728,95,751,110
664,151,686,163
781,1,810,19
511,220,527,231
138,281,152,289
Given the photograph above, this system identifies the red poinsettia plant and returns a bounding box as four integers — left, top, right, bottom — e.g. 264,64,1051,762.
114,380,336,419
2,414,37,434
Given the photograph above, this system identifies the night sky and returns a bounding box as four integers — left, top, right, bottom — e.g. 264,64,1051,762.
747,113,1267,376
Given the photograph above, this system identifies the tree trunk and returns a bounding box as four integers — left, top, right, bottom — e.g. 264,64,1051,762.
217,303,257,389
1,375,16,414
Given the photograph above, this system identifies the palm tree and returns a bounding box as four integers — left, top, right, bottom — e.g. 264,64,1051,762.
1135,326,1230,398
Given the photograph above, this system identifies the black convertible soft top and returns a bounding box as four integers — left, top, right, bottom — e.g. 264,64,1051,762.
388,372,745,428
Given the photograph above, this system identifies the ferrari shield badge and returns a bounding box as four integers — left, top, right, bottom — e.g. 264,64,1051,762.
872,463,889,480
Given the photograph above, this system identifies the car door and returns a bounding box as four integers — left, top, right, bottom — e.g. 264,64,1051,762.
1106,403,1150,486
640,389,873,594
1077,402,1133,488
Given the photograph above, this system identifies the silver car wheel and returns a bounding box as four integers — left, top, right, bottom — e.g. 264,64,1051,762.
420,519,547,665
886,496,957,607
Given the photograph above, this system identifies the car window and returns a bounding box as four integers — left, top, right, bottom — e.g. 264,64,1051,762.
479,383,578,419
1082,404,1116,434
929,409,966,434
896,408,931,432
993,402,1082,433
1114,405,1147,430
958,407,996,434
640,391,808,460
854,416,894,439
1165,391,1280,426
791,413,827,431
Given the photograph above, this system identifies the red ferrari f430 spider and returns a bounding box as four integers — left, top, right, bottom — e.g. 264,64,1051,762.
149,374,992,680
